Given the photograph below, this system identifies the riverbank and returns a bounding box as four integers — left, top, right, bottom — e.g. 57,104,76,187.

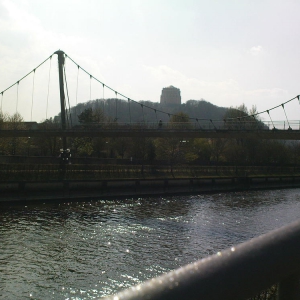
1,175,300,203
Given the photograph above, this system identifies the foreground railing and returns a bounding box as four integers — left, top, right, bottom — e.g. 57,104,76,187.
103,220,300,300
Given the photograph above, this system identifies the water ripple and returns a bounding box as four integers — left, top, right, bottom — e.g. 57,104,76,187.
1,189,300,299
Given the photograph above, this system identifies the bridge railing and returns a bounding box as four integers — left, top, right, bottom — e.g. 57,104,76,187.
103,219,300,300
61,120,300,131
1,164,299,181
0,120,300,131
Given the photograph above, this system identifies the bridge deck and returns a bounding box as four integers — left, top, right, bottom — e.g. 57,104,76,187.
0,129,300,139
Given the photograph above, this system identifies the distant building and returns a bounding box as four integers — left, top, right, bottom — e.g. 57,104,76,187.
160,86,181,105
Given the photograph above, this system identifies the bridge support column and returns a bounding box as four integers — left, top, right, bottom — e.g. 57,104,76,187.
55,50,67,148
55,50,69,170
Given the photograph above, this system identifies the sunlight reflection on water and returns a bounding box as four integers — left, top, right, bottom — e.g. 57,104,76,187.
1,189,300,299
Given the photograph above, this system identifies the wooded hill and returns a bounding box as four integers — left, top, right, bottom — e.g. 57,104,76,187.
57,98,228,125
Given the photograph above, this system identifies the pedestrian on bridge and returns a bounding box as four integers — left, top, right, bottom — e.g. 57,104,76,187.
158,119,162,129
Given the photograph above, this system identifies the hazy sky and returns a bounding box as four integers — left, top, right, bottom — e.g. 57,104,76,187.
1,0,300,122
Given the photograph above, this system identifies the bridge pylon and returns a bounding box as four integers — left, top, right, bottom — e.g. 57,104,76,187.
55,50,69,168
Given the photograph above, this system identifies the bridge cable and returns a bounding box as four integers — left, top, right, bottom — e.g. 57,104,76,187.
210,119,217,130
0,56,52,96
64,101,70,129
266,110,275,129
154,109,158,123
16,81,19,114
63,64,73,128
62,54,70,128
65,53,300,125
1,50,299,126
141,104,145,124
30,69,36,121
1,92,3,112
63,67,69,127
115,91,118,122
281,104,291,129
128,98,132,124
196,118,202,130
66,53,229,124
75,65,80,122
45,55,52,120
90,75,92,101
65,54,181,121
63,92,70,129
226,96,298,122
102,84,105,119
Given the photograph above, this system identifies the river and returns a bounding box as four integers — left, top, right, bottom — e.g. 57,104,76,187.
1,188,300,299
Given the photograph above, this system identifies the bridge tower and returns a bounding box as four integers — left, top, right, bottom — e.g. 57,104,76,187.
55,50,70,167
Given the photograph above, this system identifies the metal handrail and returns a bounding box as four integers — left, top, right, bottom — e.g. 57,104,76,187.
1,120,300,130
103,220,300,300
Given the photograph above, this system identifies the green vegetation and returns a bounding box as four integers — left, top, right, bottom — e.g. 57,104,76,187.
249,284,277,300
0,100,299,181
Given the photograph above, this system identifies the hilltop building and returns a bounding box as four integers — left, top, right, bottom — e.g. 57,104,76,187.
160,86,181,105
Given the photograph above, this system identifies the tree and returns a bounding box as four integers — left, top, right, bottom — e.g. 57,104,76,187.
73,107,106,157
0,112,28,155
35,118,62,156
155,112,191,176
78,108,95,124
127,137,155,174
224,104,264,165
185,138,212,164
210,138,227,165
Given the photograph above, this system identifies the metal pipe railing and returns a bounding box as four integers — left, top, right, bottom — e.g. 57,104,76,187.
102,219,300,300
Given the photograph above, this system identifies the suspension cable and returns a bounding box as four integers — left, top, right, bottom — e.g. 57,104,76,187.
16,81,19,114
141,104,145,123
0,56,52,96
196,118,202,130
102,83,105,117
1,50,299,126
64,100,70,129
281,104,291,129
115,91,118,122
30,70,36,121
128,98,132,123
3,50,296,126
1,92,3,112
90,75,92,100
225,96,299,122
267,110,275,129
45,55,52,120
63,64,72,128
75,65,79,120
154,109,158,123
65,54,180,120
67,52,300,124
210,119,217,130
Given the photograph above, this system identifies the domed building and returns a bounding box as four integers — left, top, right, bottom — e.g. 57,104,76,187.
160,85,181,105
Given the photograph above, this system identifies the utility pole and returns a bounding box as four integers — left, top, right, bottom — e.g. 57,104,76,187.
55,50,70,169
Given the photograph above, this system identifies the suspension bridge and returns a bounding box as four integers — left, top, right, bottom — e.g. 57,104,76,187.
1,50,300,143
3,51,300,300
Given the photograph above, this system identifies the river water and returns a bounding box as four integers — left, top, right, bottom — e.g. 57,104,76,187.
1,188,300,299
